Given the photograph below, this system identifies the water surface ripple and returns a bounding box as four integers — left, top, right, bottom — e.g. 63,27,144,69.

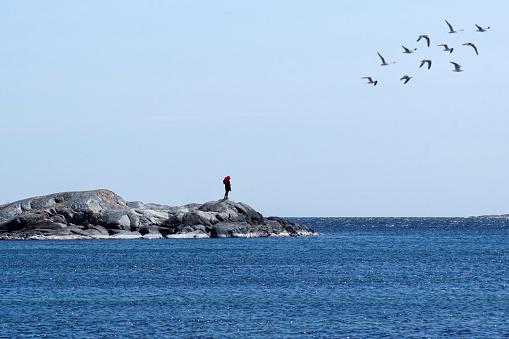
1,217,508,338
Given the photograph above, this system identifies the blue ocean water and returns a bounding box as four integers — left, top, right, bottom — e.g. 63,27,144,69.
0,217,508,338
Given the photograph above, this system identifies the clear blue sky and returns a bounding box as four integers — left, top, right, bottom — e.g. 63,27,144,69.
1,1,507,217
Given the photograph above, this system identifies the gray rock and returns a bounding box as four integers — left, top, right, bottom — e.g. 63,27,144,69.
0,189,314,240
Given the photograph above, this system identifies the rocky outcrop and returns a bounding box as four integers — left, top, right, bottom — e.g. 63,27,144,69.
0,189,314,240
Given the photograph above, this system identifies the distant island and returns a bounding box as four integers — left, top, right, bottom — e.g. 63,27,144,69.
471,214,509,218
0,189,314,240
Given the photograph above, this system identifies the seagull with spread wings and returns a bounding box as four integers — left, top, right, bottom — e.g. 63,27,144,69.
417,35,430,47
362,77,378,86
475,24,490,32
419,60,432,69
463,42,478,55
438,44,454,53
450,62,463,72
377,52,395,66
402,45,417,54
445,20,463,33
400,75,412,84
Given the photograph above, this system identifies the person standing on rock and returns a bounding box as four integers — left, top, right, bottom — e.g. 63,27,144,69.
223,176,231,200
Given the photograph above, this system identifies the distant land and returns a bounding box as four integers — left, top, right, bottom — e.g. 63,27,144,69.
471,214,509,218
0,189,314,240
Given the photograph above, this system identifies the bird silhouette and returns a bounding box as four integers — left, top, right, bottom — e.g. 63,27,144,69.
417,35,430,47
362,77,378,86
400,75,412,84
438,44,454,53
377,52,395,66
463,42,478,55
419,60,432,69
475,24,490,32
402,45,417,54
445,20,463,33
450,62,463,72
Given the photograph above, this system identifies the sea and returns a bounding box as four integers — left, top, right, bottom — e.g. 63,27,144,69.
0,217,508,338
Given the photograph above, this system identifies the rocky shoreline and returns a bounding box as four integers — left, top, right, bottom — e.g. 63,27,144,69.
0,189,314,240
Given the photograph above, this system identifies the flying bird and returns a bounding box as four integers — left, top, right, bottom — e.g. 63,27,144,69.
463,42,478,55
438,44,454,53
419,59,432,69
402,45,417,54
445,20,463,33
450,62,463,72
400,75,412,84
377,52,395,66
417,35,430,47
362,77,378,86
475,24,490,32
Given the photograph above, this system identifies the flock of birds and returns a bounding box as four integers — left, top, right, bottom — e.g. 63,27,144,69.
363,20,490,86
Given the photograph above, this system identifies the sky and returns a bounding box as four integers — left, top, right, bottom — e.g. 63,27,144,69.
1,1,507,217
